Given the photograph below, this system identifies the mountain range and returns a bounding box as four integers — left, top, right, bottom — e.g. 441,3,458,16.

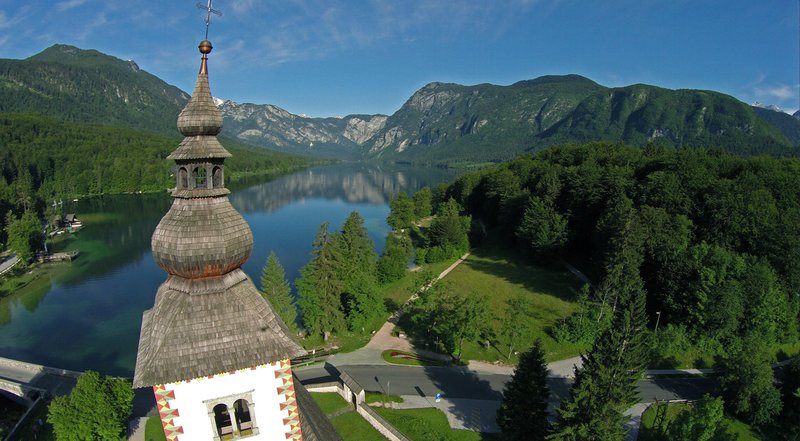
2,44,799,164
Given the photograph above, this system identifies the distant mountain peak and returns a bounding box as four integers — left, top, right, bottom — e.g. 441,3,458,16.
752,101,784,113
512,74,599,88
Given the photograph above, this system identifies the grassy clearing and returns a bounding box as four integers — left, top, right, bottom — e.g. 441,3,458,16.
365,392,404,405
407,245,585,363
378,260,453,311
310,392,350,415
329,411,387,441
381,350,448,367
144,415,167,441
375,407,500,441
639,402,761,441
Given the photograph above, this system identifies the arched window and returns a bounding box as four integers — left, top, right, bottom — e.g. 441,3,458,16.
212,166,223,188
193,165,207,188
213,403,232,437
178,167,188,189
234,399,253,434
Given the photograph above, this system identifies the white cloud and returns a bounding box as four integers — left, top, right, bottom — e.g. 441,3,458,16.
0,6,31,31
56,0,90,12
74,11,107,41
755,85,794,101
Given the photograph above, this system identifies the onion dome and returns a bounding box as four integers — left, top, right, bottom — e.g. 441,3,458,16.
177,40,224,137
151,197,253,278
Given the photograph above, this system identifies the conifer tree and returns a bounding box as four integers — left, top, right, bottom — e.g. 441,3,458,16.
296,222,346,338
549,203,647,441
496,339,551,440
377,231,413,285
336,211,384,332
260,252,298,333
387,192,415,230
413,187,433,219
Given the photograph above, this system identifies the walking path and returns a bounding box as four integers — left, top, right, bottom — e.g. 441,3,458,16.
326,253,471,367
0,253,19,275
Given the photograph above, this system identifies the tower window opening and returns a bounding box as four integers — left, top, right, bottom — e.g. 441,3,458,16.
234,399,253,434
213,403,233,437
193,165,207,188
178,167,189,189
213,166,223,188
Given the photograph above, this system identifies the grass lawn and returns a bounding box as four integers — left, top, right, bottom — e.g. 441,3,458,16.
365,392,404,405
310,392,350,415
378,260,453,311
375,407,500,441
144,415,167,441
329,411,387,441
310,392,387,441
639,402,761,441
405,245,586,363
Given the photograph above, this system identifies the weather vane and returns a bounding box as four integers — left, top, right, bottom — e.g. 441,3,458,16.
197,0,222,40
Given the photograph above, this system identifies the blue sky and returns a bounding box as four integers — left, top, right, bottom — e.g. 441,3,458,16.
0,0,797,117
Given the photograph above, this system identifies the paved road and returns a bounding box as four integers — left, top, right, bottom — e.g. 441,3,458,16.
0,253,18,275
294,364,717,404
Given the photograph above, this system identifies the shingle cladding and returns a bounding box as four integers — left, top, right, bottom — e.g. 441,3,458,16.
177,71,223,137
134,44,307,389
151,197,253,279
167,136,231,160
133,269,305,387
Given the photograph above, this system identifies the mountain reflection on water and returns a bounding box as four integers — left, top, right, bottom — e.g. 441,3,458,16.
0,162,458,375
230,162,456,213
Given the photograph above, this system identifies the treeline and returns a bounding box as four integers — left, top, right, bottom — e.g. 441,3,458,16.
0,112,317,257
427,142,799,435
436,142,799,349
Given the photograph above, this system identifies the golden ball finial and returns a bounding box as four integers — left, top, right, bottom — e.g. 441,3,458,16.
199,40,213,55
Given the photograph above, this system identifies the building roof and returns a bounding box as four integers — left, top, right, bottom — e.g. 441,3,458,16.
133,269,306,387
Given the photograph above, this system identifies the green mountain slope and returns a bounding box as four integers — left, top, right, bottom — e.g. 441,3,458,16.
752,106,800,145
0,113,314,198
365,75,794,163
0,44,189,134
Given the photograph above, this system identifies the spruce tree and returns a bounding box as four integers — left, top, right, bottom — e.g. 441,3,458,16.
387,192,415,230
377,231,413,285
549,203,647,441
260,252,298,333
296,222,346,338
336,211,384,332
413,187,433,219
496,339,551,440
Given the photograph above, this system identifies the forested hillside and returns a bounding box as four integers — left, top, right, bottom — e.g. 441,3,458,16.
0,45,189,134
0,113,317,248
438,143,799,354
365,76,796,164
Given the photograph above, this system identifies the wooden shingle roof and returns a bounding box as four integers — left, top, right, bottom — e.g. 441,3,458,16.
133,269,306,387
151,197,252,279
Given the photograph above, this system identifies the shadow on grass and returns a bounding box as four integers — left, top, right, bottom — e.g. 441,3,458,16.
461,247,581,303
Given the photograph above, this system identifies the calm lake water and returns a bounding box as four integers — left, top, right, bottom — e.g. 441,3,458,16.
0,163,457,376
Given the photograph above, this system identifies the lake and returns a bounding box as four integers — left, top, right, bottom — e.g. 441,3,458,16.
0,163,457,376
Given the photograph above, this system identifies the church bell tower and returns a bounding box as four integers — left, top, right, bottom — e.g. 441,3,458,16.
133,36,307,441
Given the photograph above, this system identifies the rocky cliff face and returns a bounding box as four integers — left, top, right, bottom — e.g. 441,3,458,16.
218,100,386,158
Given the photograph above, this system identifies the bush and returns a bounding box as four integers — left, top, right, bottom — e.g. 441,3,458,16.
48,371,134,440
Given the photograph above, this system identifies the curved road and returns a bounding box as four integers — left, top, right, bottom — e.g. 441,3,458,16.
295,364,717,404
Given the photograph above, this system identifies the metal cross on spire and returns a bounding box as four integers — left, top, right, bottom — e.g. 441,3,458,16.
197,0,222,40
